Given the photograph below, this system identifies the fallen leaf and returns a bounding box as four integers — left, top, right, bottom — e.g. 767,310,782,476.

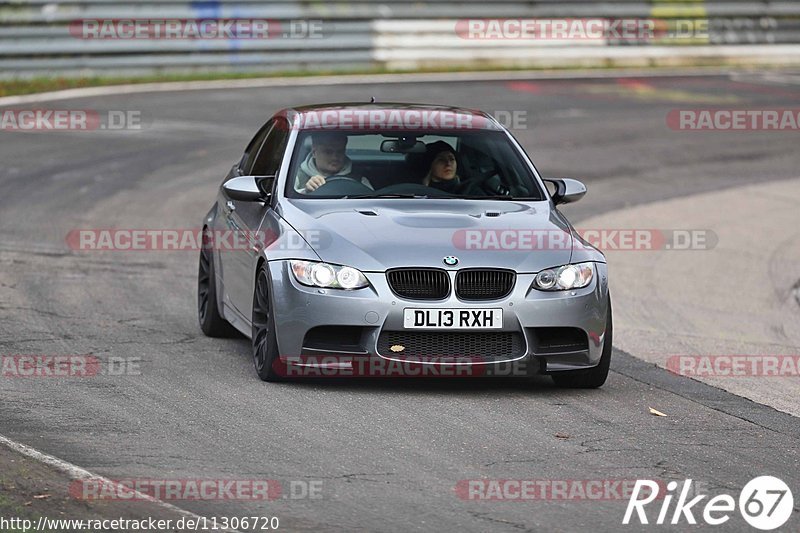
33,494,51,499
555,432,570,440
648,407,667,417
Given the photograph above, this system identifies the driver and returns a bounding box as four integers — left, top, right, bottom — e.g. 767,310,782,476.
295,132,372,193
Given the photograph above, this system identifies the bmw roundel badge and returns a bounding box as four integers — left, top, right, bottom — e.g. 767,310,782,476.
443,256,459,266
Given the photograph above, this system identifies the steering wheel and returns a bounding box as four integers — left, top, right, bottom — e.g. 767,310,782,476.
479,167,499,180
323,175,357,183
464,166,510,196
307,175,372,196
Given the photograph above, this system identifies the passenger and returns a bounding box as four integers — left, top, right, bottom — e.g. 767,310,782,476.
295,133,372,193
421,141,470,195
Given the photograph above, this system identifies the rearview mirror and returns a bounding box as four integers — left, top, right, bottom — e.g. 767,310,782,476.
380,139,426,154
545,178,586,205
223,175,274,202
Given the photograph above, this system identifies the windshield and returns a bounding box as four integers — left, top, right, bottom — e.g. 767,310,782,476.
284,130,546,200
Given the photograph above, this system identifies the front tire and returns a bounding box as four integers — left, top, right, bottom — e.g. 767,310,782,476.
551,295,613,389
252,265,283,382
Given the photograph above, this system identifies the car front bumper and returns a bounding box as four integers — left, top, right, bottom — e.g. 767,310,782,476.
266,260,610,377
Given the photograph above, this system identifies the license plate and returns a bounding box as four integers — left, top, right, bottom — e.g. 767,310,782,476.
403,308,503,329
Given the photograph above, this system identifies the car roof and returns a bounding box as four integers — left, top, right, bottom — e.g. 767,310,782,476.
274,102,504,132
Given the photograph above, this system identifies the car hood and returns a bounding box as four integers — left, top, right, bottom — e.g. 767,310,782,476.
279,199,576,272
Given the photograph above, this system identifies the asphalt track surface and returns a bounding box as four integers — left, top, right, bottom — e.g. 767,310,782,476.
1,73,799,531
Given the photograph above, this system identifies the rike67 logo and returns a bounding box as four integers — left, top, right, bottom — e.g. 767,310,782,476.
623,476,793,530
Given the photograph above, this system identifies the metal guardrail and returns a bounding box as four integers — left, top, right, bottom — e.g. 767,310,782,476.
1,1,799,78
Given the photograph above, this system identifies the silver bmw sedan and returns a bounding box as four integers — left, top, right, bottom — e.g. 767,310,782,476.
198,103,611,386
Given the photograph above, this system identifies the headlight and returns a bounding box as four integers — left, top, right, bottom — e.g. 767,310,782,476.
290,260,369,290
533,262,594,291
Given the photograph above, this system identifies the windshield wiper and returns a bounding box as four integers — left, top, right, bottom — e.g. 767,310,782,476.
343,194,429,199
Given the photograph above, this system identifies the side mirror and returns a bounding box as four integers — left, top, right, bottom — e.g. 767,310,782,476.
545,178,586,205
223,175,274,202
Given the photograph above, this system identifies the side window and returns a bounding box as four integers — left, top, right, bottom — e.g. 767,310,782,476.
251,118,290,176
240,120,273,175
